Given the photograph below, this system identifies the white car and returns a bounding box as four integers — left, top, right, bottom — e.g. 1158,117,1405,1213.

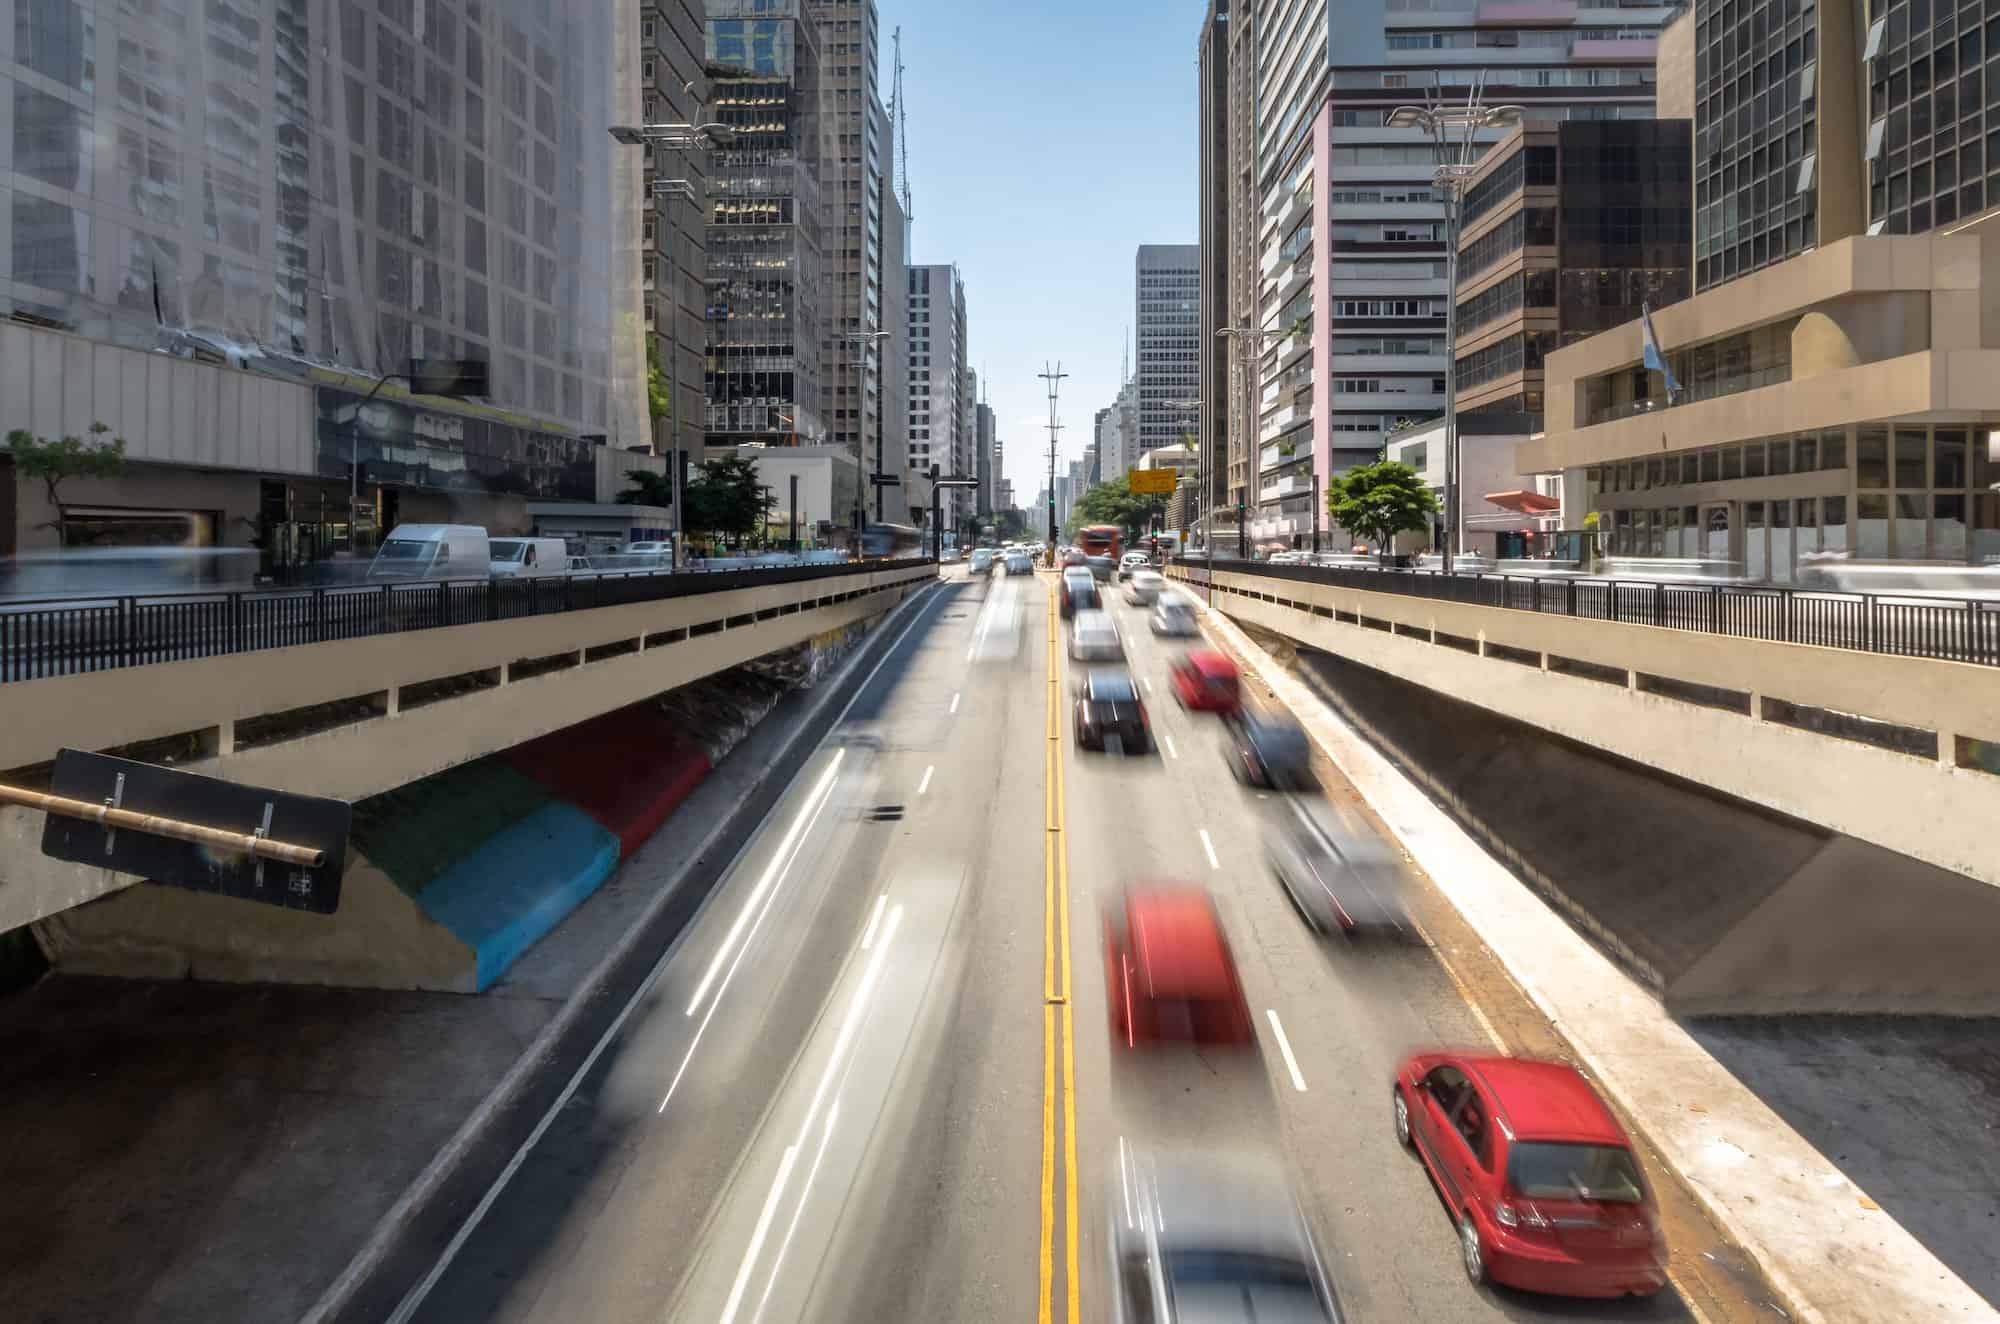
1123,569,1166,605
970,549,995,575
1117,551,1151,581
1150,594,1199,637
1069,608,1124,662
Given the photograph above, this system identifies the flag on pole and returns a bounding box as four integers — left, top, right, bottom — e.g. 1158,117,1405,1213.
1640,301,1681,404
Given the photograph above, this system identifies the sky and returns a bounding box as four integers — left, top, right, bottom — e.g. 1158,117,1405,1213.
877,0,1210,513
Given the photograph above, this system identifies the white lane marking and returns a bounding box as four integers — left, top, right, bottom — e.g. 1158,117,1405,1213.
860,894,888,950
1199,828,1219,870
687,752,845,1017
751,1101,840,1323
1163,735,1179,760
718,1142,802,1324
918,764,935,796
1266,1009,1309,1092
950,691,961,714
1144,677,1154,693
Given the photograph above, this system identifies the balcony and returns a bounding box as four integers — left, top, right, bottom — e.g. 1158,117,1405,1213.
1270,184,1311,238
1272,254,1313,307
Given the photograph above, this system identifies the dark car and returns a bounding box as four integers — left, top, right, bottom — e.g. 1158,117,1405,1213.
1059,568,1101,619
1223,707,1315,790
1073,666,1150,753
1084,554,1116,583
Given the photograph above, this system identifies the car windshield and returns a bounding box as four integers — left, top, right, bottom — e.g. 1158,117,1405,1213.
374,540,431,562
490,541,527,562
1165,1251,1323,1319
1088,673,1138,702
1507,1142,1646,1204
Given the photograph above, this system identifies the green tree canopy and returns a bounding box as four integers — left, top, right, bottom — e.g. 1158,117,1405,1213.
616,467,674,507
1067,475,1167,545
1325,460,1439,562
4,423,127,543
681,454,770,543
646,341,671,424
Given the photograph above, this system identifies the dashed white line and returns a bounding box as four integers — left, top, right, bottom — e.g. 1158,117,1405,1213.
1163,734,1178,760
1144,676,1154,693
860,894,888,950
918,764,935,796
949,691,961,714
1199,828,1219,870
1265,1009,1309,1092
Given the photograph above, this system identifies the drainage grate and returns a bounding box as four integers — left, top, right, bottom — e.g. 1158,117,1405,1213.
865,804,905,822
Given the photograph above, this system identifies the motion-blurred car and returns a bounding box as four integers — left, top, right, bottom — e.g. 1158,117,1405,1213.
1123,569,1166,605
1102,885,1254,1048
1117,551,1151,581
1073,666,1150,754
1394,1053,1666,1298
1063,547,1089,568
1004,552,1035,576
1150,594,1201,638
970,549,995,575
1085,554,1117,583
1069,608,1125,662
1059,568,1101,618
1109,1138,1346,1323
1223,707,1315,789
1169,649,1241,713
1261,797,1406,935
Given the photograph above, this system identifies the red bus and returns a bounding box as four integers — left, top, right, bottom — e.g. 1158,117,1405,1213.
1077,524,1123,561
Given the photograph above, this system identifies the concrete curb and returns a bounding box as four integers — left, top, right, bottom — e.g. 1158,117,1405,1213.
297,574,942,1324
1198,600,1997,1324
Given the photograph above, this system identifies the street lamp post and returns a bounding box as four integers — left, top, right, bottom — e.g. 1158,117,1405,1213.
1039,362,1067,563
1385,86,1521,575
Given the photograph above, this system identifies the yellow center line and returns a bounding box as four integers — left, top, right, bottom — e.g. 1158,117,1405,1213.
1039,577,1081,1324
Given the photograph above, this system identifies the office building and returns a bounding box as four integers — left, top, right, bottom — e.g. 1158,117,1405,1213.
906,264,971,532
878,178,911,521
702,0,827,449
1,0,644,568
1135,244,1201,464
1222,0,1261,519
1524,0,2000,579
976,396,998,515
641,3,710,463
1197,0,1233,541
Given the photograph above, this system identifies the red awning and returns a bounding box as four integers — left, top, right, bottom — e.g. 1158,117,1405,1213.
1483,488,1561,514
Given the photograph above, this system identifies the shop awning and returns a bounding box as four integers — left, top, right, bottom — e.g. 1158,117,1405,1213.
1483,489,1561,514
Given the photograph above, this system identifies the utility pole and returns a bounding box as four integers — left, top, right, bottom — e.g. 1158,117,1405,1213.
1039,361,1067,561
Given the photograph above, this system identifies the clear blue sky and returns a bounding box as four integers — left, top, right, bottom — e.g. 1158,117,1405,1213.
878,0,1209,512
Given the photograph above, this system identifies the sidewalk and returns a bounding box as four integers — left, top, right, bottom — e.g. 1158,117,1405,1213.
1201,604,1996,1324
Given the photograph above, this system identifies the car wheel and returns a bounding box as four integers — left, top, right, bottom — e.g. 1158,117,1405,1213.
1459,1214,1487,1286
1393,1088,1413,1148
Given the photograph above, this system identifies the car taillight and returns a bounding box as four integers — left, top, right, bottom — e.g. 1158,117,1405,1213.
1494,1192,1549,1232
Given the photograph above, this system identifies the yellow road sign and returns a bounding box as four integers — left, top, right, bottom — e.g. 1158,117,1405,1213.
1127,468,1178,495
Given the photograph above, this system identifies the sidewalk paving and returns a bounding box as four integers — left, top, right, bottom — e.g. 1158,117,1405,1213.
1202,604,1996,1324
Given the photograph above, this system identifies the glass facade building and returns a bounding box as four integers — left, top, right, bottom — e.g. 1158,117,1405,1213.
1135,244,1200,463
1862,0,2000,234
2,0,640,446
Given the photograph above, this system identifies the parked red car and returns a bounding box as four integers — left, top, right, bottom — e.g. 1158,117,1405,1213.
1169,648,1242,715
1393,1052,1666,1299
1103,886,1255,1049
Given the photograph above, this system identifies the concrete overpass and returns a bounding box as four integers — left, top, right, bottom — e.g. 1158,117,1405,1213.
0,560,935,990
1170,559,2000,1014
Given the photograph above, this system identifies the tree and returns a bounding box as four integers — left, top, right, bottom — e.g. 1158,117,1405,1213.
1325,460,1439,564
617,467,675,507
1071,475,1167,546
680,454,768,544
646,341,671,425
4,423,128,545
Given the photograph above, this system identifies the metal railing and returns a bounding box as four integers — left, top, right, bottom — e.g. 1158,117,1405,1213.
0,558,935,685
1173,556,2000,667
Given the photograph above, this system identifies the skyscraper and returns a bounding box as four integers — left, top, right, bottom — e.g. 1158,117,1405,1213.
906,264,971,533
1198,0,1234,544
1135,245,1201,463
641,4,710,462
976,395,998,516
702,1,827,449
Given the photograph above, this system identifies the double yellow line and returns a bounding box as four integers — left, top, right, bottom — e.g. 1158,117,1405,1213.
1040,579,1080,1324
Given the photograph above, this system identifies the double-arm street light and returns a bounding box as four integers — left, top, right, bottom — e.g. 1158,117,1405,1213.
1385,87,1521,574
843,330,893,527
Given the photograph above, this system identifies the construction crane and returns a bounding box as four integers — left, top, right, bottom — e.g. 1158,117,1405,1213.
888,26,913,230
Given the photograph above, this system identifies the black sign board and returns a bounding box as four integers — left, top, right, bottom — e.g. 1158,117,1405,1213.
40,750,353,914
406,357,490,399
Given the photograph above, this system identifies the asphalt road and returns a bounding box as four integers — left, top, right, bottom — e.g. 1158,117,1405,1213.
387,564,1752,1323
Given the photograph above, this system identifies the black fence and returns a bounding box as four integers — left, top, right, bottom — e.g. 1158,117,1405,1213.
1175,557,2000,668
0,558,935,685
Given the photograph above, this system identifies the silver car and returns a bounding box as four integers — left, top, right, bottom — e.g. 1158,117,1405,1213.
1261,796,1407,935
1124,569,1166,605
1069,607,1124,662
1109,1138,1344,1324
1150,593,1200,637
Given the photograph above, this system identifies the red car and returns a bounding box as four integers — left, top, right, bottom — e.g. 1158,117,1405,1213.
1393,1053,1666,1299
1169,649,1241,714
1103,886,1255,1048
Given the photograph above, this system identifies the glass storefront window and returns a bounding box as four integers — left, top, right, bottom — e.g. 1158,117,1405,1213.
1936,493,1968,559
1857,493,1891,556
1795,497,1818,552
1975,492,2000,563
1746,500,1767,579
1681,454,1700,484
1821,430,1847,471
1894,428,1928,488
1893,492,1926,557
1721,447,1743,480
1857,427,1888,487
1795,434,1818,470
1823,496,1848,553
1744,441,1766,477
1769,438,1792,475
1701,449,1721,482
1935,428,1968,489
1771,498,1794,583
1648,458,1665,487
1649,508,1665,556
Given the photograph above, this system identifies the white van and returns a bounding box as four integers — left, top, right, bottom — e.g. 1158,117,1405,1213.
366,524,490,581
489,536,574,579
